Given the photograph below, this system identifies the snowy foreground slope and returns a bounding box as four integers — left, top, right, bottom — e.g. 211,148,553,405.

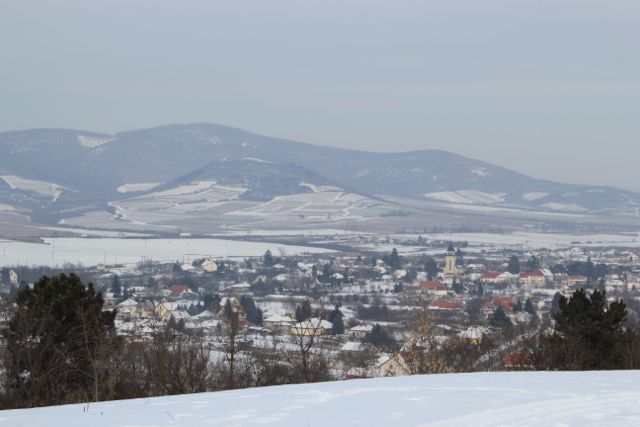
3,371,640,427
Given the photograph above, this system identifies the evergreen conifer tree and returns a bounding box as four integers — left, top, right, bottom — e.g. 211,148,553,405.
111,275,122,300
263,250,274,267
507,256,521,274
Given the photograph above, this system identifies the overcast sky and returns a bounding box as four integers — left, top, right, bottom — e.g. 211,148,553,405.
1,0,639,190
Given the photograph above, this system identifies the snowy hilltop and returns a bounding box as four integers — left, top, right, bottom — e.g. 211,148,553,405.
2,371,640,427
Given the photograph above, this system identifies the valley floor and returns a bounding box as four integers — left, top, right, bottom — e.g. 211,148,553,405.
2,371,640,426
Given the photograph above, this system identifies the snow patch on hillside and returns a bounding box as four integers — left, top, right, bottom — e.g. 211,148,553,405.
3,371,640,427
113,182,248,216
240,157,274,164
143,181,245,199
523,192,550,201
299,182,343,193
424,190,506,205
117,183,162,193
1,175,71,202
543,202,588,212
471,167,489,177
77,135,113,148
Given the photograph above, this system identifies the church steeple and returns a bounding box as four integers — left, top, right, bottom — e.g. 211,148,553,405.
444,243,457,276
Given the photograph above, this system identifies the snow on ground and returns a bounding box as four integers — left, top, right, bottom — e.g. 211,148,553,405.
138,181,246,200
299,182,343,193
224,188,377,222
424,190,506,205
0,175,71,201
77,135,113,147
422,231,640,249
116,183,162,193
2,371,640,426
542,202,588,212
112,182,249,217
471,166,489,177
522,192,549,202
0,238,333,268
240,157,274,164
213,229,372,237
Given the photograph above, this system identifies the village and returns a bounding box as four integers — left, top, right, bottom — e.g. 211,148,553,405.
2,234,640,380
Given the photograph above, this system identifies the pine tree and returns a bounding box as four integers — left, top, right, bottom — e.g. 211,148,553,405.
240,295,263,325
452,278,464,294
263,250,274,267
3,273,116,406
424,257,438,280
364,324,396,352
203,293,221,312
507,256,521,274
550,292,562,317
455,248,464,268
111,275,122,300
490,306,511,328
295,300,312,322
546,289,627,370
389,248,401,270
331,314,344,335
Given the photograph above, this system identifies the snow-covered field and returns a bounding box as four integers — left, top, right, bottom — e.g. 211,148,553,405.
116,183,162,193
224,188,377,221
2,371,640,426
424,190,507,205
0,175,71,201
0,238,332,268
421,231,640,249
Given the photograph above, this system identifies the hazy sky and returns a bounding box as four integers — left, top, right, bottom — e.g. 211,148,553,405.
1,1,639,190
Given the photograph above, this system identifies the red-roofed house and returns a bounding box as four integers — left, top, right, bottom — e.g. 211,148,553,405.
504,352,534,370
483,297,516,317
428,300,463,311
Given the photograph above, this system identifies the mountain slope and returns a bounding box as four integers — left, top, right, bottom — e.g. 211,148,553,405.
0,123,637,232
154,158,341,201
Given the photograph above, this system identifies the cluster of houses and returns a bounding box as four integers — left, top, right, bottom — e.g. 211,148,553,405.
3,238,640,378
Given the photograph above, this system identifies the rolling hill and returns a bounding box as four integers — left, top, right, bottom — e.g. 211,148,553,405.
0,123,637,235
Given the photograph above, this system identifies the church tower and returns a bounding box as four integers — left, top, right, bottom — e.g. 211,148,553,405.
444,243,458,276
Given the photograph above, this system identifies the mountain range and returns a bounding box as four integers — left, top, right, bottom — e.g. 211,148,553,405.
0,123,637,236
